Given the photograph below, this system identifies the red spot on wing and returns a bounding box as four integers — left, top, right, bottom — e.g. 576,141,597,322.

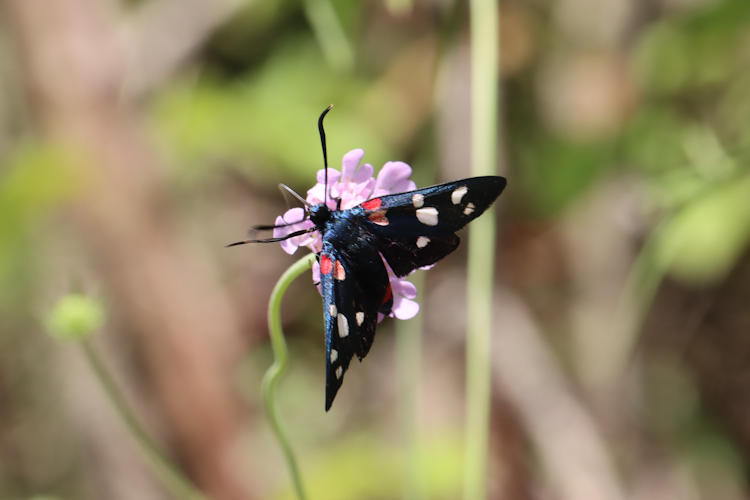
320,254,333,274
361,198,382,211
368,210,389,226
382,283,392,305
334,260,346,280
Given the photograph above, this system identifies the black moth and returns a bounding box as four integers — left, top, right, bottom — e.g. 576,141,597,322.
230,106,506,410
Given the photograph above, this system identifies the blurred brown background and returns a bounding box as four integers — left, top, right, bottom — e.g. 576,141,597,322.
1,0,749,499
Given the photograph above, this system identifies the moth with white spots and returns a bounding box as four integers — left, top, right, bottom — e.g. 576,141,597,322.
229,108,507,411
310,175,506,410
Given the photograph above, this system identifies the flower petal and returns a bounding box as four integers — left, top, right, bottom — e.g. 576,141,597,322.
307,183,327,205
274,150,422,324
339,177,377,210
273,208,314,255
315,168,341,186
373,161,415,196
341,149,365,181
393,278,417,299
352,162,374,184
279,234,299,254
312,260,320,283
392,296,420,320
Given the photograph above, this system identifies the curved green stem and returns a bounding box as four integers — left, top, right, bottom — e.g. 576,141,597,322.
263,253,315,500
80,340,205,500
464,0,499,498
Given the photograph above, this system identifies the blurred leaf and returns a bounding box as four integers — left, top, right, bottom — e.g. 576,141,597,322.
682,424,746,500
654,173,750,284
634,0,750,95
621,108,690,176
0,143,76,293
152,38,393,189
623,110,743,211
209,0,299,66
209,0,360,70
518,136,614,217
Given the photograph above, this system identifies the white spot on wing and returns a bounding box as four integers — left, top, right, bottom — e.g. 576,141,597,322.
337,313,349,338
416,207,439,226
335,366,343,379
463,202,475,216
329,304,337,317
416,236,430,248
330,349,338,362
451,186,468,205
412,193,424,208
356,311,365,326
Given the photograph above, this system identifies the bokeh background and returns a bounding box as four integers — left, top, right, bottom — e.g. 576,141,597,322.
2,0,750,499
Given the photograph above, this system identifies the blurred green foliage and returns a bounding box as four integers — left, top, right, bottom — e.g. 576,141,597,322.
518,136,615,217
628,0,750,285
0,143,76,302
654,172,750,284
275,433,463,500
633,0,750,94
3,0,750,498
508,0,750,285
152,39,392,190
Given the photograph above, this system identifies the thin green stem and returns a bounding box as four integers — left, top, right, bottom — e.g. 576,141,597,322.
302,0,354,73
263,253,315,500
396,272,424,500
607,220,673,383
464,0,499,498
80,340,205,500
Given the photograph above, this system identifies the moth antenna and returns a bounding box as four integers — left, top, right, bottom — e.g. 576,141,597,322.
318,104,333,205
225,227,315,247
278,183,311,208
251,221,303,231
252,207,308,233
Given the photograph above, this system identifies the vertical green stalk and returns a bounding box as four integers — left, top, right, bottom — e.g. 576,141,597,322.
302,0,354,73
608,220,673,382
464,0,499,498
263,253,315,500
396,272,425,500
80,341,205,500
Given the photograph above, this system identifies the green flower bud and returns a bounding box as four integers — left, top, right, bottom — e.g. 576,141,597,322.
47,294,105,341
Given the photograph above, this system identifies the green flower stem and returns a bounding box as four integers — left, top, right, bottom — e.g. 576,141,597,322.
396,272,424,500
263,253,315,500
465,0,499,498
302,0,354,73
608,221,672,382
80,340,205,500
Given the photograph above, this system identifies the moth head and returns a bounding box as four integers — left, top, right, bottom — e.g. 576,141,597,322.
309,203,331,227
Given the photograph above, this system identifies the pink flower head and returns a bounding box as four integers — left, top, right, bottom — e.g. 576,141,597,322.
273,149,419,321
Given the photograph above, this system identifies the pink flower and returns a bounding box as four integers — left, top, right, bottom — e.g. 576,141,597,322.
273,149,419,321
